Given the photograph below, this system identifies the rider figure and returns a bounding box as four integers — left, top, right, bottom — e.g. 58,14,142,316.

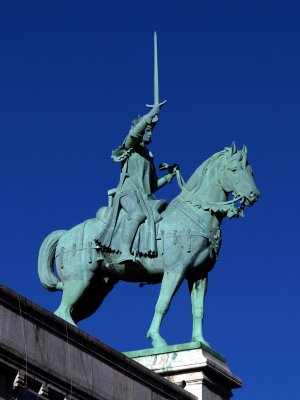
96,104,177,263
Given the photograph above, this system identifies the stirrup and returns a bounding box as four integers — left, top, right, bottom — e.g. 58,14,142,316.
118,250,141,265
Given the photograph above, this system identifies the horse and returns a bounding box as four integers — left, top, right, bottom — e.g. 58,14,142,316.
38,142,259,348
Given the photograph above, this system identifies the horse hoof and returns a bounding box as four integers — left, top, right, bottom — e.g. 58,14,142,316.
192,337,211,348
147,331,168,348
54,310,76,326
152,339,168,348
152,337,168,348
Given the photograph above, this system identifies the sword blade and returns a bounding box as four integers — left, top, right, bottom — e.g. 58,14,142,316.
154,31,159,104
146,31,166,108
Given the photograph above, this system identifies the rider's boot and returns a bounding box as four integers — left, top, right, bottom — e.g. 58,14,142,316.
118,218,141,264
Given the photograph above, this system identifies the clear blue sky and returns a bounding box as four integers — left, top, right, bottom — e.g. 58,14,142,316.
1,2,299,399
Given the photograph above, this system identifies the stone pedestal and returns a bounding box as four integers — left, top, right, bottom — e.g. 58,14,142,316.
124,343,242,400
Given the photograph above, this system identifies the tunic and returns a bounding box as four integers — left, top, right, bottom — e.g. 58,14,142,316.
96,118,167,257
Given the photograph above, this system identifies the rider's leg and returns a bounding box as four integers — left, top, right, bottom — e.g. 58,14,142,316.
119,193,146,262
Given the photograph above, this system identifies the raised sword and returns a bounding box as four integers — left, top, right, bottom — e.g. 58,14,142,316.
146,31,167,108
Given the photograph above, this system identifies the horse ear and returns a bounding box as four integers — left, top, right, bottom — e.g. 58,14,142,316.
242,145,248,168
242,144,248,155
231,141,237,155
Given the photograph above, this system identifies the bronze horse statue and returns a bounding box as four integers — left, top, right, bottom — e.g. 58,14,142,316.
38,142,259,348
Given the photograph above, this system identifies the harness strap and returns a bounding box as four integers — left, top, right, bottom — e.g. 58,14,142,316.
174,168,243,211
171,198,211,237
175,169,187,190
165,198,221,257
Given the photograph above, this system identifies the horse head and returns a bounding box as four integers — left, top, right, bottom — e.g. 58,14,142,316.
218,142,260,208
181,142,259,218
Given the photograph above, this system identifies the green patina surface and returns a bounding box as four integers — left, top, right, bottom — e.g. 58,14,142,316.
38,142,259,349
123,341,226,362
38,33,260,350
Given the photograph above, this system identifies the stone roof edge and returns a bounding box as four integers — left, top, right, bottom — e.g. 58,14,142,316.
0,285,196,400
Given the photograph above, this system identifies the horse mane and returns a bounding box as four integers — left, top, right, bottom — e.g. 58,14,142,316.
182,149,228,197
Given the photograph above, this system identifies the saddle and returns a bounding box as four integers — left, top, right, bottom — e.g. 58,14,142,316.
95,189,168,257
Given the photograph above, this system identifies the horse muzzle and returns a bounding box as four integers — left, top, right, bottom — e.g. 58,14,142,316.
243,189,260,206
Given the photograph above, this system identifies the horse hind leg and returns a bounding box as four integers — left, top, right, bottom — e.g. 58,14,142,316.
71,273,118,324
55,278,93,325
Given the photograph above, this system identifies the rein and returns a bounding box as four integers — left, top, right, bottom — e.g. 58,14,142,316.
175,169,245,218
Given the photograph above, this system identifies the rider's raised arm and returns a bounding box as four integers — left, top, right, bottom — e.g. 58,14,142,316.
123,117,149,149
123,106,160,149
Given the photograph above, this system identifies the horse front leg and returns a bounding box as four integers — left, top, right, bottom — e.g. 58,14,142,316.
188,274,210,347
147,271,184,348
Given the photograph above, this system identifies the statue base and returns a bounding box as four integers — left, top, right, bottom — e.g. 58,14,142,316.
124,343,242,400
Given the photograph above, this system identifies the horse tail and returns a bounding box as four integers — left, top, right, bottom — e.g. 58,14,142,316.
38,230,65,291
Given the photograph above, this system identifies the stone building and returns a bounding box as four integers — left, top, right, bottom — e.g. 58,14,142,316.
0,286,241,400
0,285,194,400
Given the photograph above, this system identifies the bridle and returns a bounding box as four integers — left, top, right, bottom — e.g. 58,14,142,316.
174,156,246,218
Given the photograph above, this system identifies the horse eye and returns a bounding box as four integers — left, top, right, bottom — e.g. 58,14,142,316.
229,167,237,172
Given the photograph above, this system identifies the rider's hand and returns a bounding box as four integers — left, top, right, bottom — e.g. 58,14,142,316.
144,101,167,124
169,163,179,175
147,105,160,120
168,163,180,175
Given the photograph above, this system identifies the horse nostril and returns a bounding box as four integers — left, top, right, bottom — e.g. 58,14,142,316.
248,190,260,201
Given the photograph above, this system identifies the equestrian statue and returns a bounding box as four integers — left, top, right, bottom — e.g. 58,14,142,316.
38,33,260,348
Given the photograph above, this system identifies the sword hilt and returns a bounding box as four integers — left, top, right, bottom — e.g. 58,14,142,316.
146,100,167,108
